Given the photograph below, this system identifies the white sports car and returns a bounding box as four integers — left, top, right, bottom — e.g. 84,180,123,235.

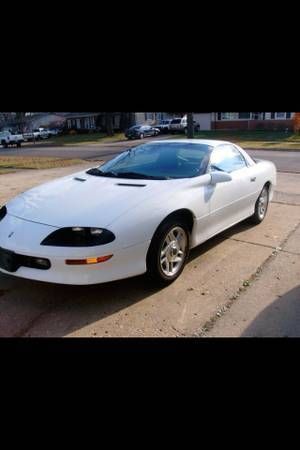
0,140,276,286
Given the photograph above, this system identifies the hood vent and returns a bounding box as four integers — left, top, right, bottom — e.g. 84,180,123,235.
74,177,87,182
116,183,146,187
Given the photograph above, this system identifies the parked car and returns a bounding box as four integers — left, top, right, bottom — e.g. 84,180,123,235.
169,117,200,134
154,120,172,134
125,125,160,139
0,139,276,286
0,130,24,148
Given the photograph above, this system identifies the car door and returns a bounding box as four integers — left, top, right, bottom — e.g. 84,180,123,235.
206,144,258,236
146,126,153,136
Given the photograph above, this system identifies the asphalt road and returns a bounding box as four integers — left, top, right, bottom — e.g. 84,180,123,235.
1,139,300,173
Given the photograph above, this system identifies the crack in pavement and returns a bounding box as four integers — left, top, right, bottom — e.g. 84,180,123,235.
228,237,279,251
229,237,300,256
198,220,300,337
272,200,300,207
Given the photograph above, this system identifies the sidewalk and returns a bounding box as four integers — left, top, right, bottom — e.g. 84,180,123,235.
204,222,300,337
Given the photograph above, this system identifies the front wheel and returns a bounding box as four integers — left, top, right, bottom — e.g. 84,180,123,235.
250,185,269,224
146,219,190,285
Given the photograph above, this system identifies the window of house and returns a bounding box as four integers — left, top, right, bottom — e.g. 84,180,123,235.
238,112,251,119
276,113,286,119
286,113,292,119
145,113,154,121
251,112,264,120
219,113,239,120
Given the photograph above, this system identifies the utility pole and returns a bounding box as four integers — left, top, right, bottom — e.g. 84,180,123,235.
187,112,194,138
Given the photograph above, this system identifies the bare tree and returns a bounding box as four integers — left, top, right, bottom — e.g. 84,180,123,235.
119,112,135,131
105,112,114,136
186,112,194,138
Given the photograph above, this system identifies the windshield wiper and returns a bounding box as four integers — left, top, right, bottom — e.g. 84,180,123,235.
210,164,225,172
114,172,167,180
86,168,118,177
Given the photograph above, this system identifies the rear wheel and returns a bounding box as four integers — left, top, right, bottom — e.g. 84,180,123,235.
147,218,190,285
250,185,269,224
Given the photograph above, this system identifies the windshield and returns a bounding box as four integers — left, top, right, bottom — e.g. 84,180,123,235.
87,142,213,180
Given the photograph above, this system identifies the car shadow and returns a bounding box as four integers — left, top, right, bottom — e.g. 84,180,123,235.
0,217,256,337
188,217,254,263
240,285,300,337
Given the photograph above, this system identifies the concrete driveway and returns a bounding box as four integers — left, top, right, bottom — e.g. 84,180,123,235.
1,163,300,337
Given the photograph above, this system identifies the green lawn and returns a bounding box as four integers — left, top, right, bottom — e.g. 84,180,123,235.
190,130,300,150
0,157,85,174
47,132,126,146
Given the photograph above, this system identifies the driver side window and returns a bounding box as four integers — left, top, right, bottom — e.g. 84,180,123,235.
210,145,247,173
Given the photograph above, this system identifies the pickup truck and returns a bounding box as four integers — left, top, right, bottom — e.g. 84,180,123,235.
169,116,200,134
153,119,172,134
23,128,50,142
0,131,24,148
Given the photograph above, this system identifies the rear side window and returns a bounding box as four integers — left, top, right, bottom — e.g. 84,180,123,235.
210,145,247,173
171,119,181,124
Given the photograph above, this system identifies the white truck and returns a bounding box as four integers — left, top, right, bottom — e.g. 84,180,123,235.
0,130,24,148
23,128,50,142
169,116,200,134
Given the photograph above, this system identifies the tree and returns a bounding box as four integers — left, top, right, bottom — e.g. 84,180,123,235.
186,112,194,138
105,112,114,136
119,112,135,131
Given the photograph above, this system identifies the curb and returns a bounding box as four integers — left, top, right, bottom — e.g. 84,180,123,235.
245,147,300,153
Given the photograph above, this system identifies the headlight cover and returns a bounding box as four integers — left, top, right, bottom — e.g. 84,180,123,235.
0,206,7,222
41,227,115,247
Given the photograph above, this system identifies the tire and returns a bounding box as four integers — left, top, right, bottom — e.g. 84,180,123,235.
250,185,269,224
146,217,190,286
2,140,8,148
17,142,21,148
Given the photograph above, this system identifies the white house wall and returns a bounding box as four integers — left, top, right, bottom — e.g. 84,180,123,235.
193,113,212,130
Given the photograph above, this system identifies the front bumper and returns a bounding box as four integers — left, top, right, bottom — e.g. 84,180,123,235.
0,214,150,285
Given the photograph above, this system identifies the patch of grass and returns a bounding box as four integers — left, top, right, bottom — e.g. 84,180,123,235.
47,132,126,146
0,156,85,173
189,130,300,150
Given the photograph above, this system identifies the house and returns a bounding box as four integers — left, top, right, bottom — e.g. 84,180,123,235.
211,113,295,131
59,112,99,131
135,112,296,131
134,112,173,125
133,112,213,130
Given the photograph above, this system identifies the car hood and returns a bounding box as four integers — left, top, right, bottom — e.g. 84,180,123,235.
6,170,182,228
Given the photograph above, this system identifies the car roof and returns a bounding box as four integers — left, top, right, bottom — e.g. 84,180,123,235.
150,139,235,147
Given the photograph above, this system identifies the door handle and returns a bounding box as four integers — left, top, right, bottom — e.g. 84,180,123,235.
250,177,256,182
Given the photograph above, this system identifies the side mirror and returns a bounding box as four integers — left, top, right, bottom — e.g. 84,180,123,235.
210,171,232,184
